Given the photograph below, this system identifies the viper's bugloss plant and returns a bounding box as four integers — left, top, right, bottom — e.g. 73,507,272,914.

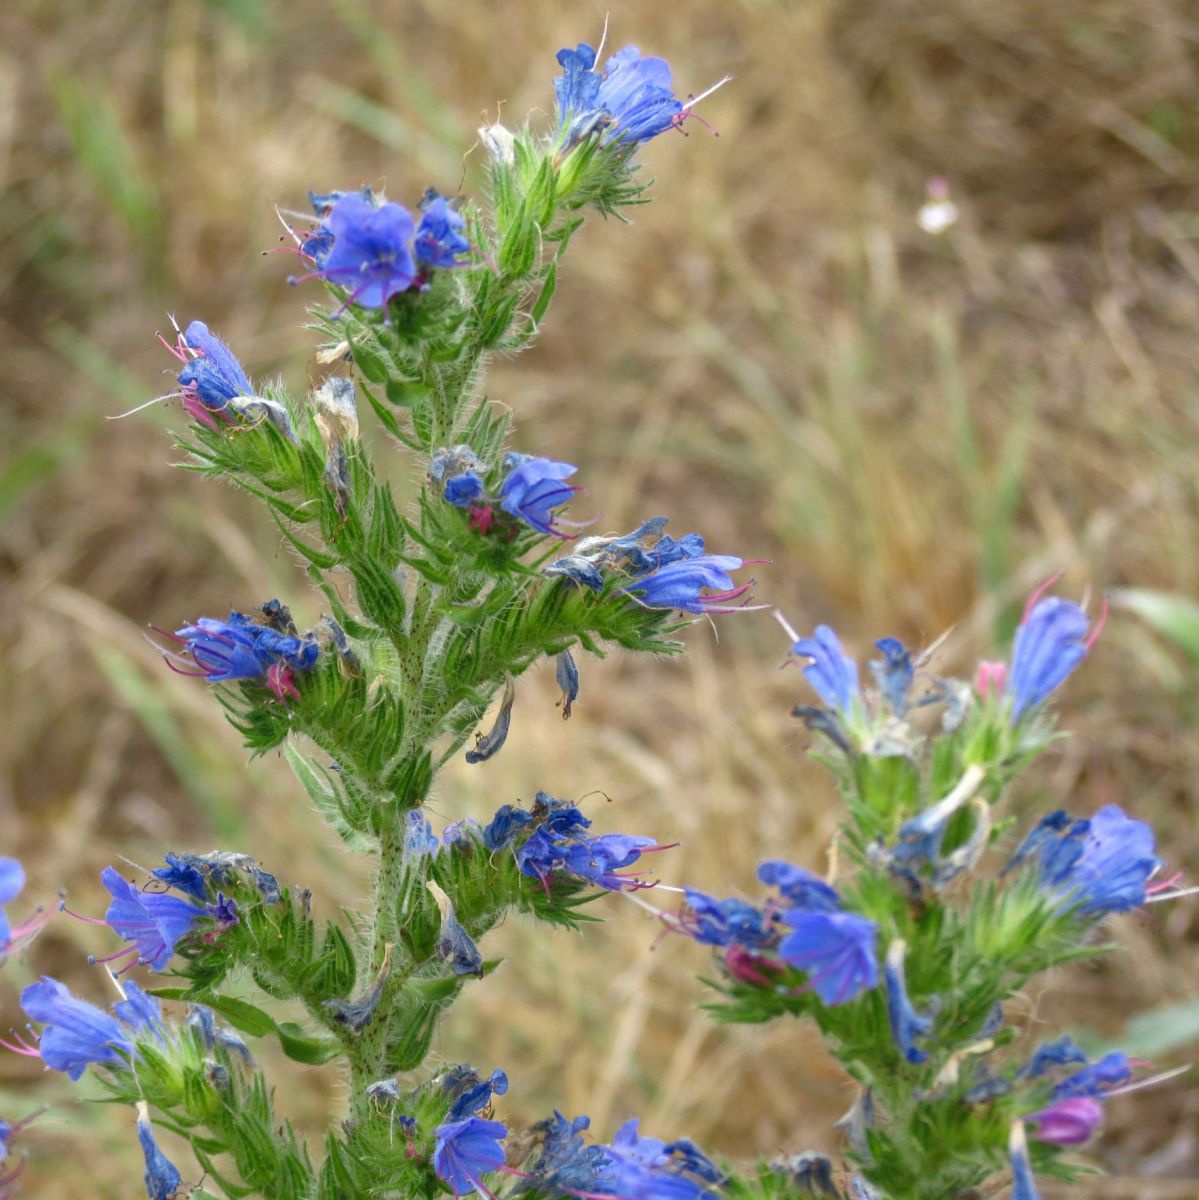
2,27,1189,1200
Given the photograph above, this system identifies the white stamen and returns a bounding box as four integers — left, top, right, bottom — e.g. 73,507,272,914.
274,204,304,247
104,967,127,1002
594,12,609,66
773,608,800,644
1106,1064,1191,1096
107,391,180,420
1145,884,1199,904
684,75,733,111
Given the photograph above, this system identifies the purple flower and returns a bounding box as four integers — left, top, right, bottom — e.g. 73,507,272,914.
779,910,879,1006
433,1117,507,1196
14,977,162,1080
137,1102,182,1200
625,555,753,615
1027,1097,1103,1146
680,890,772,948
756,861,840,912
1008,586,1106,719
1051,1052,1131,1100
175,320,253,416
1016,804,1161,917
100,866,208,971
883,940,933,1064
499,454,577,536
310,194,416,309
791,626,859,714
415,193,470,268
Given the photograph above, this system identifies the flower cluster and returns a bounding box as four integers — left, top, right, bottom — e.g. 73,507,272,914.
293,187,470,309
554,41,729,150
434,446,580,538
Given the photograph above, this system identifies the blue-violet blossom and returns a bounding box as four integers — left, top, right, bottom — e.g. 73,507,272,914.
1008,584,1106,719
498,454,578,536
433,1118,507,1197
778,909,879,1006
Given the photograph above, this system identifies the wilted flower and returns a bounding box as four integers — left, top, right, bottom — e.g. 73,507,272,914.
870,637,914,715
1008,1121,1041,1200
555,649,580,719
443,1065,509,1121
757,861,840,912
428,882,483,979
465,677,516,764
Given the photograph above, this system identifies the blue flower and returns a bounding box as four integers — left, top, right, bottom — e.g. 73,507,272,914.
525,1112,609,1195
1008,589,1104,719
1018,804,1160,917
1051,1051,1131,1100
433,1117,507,1196
170,610,318,692
756,861,841,912
791,626,859,714
680,890,772,948
870,637,914,715
445,471,485,508
482,804,535,852
1008,1121,1042,1200
444,1066,508,1121
625,554,752,615
554,44,603,127
17,977,165,1080
151,854,208,903
595,47,684,144
516,821,657,893
883,940,933,1064
545,554,605,591
1024,1036,1088,1079
778,910,879,1006
600,1119,718,1200
312,193,416,309
0,859,47,959
176,321,253,414
415,193,470,268
403,811,440,862
499,455,577,535
137,1103,182,1200
171,615,266,683
555,649,580,720
100,866,207,971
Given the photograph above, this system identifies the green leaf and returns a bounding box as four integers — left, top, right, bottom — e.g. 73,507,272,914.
1112,587,1199,664
150,989,278,1038
275,1021,342,1065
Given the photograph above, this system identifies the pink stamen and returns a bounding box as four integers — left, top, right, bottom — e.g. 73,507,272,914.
1146,871,1184,896
1021,572,1065,625
162,658,210,679
58,902,109,927
1084,595,1109,650
157,331,190,364
975,660,1007,699
0,1033,40,1059
266,662,300,703
87,946,139,970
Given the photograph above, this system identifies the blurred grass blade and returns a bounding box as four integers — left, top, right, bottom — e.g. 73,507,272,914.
1097,997,1199,1058
48,70,163,268
1112,588,1199,664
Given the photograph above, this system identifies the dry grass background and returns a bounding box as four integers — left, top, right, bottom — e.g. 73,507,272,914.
2,0,1199,1195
